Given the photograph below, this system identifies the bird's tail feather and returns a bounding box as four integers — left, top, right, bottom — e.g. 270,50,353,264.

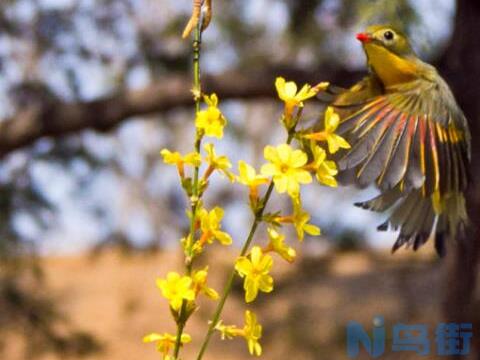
355,188,468,257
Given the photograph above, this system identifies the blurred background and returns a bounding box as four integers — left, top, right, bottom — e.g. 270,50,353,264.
0,0,479,359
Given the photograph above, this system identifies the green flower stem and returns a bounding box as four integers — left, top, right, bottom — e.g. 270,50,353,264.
173,19,203,360
186,15,204,262
195,128,297,360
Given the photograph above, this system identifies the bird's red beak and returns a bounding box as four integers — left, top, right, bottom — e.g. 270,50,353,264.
356,32,372,43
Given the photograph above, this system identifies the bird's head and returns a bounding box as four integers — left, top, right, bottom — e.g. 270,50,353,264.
356,25,415,58
355,25,420,86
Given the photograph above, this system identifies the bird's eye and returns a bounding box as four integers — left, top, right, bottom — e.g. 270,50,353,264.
384,30,395,41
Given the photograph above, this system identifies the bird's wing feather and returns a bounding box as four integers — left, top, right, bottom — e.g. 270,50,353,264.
335,77,470,196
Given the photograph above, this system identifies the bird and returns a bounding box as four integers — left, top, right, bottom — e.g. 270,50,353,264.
325,25,471,256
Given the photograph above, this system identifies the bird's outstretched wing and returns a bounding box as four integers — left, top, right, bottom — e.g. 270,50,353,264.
335,77,470,196
332,76,470,255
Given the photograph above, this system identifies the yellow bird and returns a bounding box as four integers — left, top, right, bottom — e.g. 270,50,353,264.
329,25,471,256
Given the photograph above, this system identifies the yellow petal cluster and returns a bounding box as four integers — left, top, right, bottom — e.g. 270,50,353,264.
160,149,201,177
244,310,263,356
237,160,269,205
311,145,338,187
156,272,195,311
195,94,227,138
275,77,318,118
198,207,233,245
292,201,321,241
192,267,219,300
143,332,191,359
305,107,350,154
235,247,274,303
261,144,311,198
215,310,263,357
215,321,242,340
266,227,296,263
161,149,201,166
204,143,235,181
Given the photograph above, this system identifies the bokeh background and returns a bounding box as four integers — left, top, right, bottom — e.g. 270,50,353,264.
0,0,479,359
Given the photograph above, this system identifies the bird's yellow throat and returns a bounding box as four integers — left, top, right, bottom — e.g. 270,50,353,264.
364,43,419,86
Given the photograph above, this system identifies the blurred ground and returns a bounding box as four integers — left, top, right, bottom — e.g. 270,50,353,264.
2,245,464,360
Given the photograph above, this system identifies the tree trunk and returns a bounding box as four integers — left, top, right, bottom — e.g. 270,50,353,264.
439,0,480,358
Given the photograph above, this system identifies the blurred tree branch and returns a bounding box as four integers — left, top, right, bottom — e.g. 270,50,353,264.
0,65,362,158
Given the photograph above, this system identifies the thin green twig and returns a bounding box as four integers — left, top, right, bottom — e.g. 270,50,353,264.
173,18,203,360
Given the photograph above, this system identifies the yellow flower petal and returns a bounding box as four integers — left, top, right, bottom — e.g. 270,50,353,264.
293,169,312,184
238,161,268,187
304,223,321,236
290,149,308,167
260,163,277,177
284,81,298,99
296,84,317,102
263,145,278,163
267,228,296,263
277,144,291,163
257,275,273,293
143,333,164,343
245,278,259,303
325,106,340,131
274,176,289,193
235,257,253,276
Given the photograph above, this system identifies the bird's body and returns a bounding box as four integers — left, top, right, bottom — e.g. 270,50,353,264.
330,25,471,256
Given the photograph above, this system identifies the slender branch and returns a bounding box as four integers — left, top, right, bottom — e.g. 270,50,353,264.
173,20,204,359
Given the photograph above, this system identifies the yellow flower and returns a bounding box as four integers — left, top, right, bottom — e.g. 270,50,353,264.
160,149,183,165
195,93,227,138
204,143,235,182
215,321,242,340
275,77,318,118
292,200,321,241
214,311,263,357
244,310,263,356
266,228,296,263
143,332,191,358
304,107,350,154
235,246,274,303
192,267,219,300
261,144,312,198
237,161,269,188
198,207,233,246
237,160,269,205
156,272,195,311
161,149,201,166
311,145,338,187
160,149,201,177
